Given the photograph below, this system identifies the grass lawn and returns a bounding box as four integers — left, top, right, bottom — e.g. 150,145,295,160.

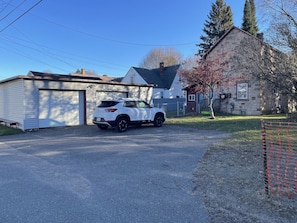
166,114,288,142
0,114,289,139
0,125,23,136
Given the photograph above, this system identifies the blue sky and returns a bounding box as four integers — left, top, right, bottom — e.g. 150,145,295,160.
0,0,250,80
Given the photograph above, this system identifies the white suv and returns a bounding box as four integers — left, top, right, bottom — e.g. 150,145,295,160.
93,98,166,132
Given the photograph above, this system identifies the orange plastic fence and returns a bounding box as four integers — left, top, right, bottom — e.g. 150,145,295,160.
262,120,297,198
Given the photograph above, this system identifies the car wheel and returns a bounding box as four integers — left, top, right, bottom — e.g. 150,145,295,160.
154,114,164,127
116,117,129,132
97,124,108,130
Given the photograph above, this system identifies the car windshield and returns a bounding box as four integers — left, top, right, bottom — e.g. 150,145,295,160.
98,101,119,107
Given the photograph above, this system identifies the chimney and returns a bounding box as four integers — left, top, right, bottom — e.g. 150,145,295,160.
81,68,86,75
159,62,164,73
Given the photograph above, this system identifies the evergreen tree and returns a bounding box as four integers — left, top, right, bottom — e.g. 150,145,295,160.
198,0,234,56
242,0,259,35
250,0,259,35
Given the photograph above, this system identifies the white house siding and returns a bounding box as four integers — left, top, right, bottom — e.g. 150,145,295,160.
23,79,40,130
121,68,147,85
152,75,184,99
123,67,184,100
169,74,184,98
0,79,25,127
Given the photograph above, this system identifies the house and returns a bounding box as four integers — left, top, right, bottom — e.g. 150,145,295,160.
184,26,284,115
121,62,186,116
0,71,153,131
122,62,184,99
183,84,206,114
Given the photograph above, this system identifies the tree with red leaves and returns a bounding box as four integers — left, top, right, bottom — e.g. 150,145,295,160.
180,53,231,119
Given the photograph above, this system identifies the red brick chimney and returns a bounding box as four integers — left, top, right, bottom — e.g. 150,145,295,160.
159,62,164,73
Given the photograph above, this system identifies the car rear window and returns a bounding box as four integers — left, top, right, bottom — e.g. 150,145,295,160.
98,101,119,107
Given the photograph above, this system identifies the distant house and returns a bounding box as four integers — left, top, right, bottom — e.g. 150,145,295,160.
0,71,152,131
121,62,184,99
121,63,186,116
184,26,287,115
183,84,205,114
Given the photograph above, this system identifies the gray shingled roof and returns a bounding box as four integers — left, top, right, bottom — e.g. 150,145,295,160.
133,64,180,89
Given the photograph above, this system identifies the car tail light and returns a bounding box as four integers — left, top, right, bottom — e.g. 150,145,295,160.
105,108,117,112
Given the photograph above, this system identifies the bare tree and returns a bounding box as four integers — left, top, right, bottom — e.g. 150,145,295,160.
182,55,199,71
232,0,297,113
233,34,297,114
179,53,232,119
259,0,297,53
139,47,182,69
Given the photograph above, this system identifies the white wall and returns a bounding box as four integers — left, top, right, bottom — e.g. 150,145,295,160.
123,67,185,99
169,73,185,98
21,78,152,130
122,67,147,85
153,74,185,99
0,79,25,128
0,76,153,130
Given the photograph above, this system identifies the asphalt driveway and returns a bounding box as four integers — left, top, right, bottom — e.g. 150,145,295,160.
0,124,229,223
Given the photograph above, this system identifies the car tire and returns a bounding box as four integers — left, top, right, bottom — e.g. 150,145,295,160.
116,117,129,132
154,114,164,127
97,124,108,130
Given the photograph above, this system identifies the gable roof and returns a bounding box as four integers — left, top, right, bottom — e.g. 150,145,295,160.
203,26,262,59
133,64,180,89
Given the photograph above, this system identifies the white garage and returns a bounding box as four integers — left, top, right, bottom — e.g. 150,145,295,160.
0,71,152,131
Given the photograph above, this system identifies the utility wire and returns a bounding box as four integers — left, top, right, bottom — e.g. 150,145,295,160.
0,0,43,32
0,0,14,14
1,30,128,69
29,11,197,47
0,0,27,22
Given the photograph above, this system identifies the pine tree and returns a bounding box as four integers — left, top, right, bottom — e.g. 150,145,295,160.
242,0,259,36
250,0,259,35
198,0,234,56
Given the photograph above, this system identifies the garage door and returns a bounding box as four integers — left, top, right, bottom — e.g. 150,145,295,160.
39,90,85,128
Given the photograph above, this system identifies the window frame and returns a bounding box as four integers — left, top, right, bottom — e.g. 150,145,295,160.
237,83,248,100
188,94,195,102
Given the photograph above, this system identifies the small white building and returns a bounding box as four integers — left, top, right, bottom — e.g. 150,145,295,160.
0,71,152,131
121,63,184,99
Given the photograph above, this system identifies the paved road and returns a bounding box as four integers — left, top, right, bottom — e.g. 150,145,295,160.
0,124,229,223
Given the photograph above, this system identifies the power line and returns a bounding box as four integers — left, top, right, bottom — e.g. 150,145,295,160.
0,31,129,76
29,11,197,47
0,0,14,14
0,0,27,22
0,0,43,33
1,30,129,70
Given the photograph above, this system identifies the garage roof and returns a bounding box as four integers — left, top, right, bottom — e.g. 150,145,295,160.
0,71,152,87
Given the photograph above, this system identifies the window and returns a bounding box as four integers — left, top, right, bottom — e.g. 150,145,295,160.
124,101,136,108
188,94,195,102
137,101,150,108
98,101,119,107
237,83,248,100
